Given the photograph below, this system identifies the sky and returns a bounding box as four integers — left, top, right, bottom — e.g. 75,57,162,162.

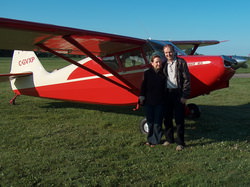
1,0,250,56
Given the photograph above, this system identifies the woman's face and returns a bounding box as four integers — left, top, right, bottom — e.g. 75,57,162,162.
151,57,162,70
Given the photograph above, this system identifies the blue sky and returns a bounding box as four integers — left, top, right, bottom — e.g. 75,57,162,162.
1,0,249,56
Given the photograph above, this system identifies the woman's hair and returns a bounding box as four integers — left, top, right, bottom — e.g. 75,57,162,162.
150,55,161,62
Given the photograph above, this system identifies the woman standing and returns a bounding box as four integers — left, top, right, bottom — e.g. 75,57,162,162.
139,55,165,147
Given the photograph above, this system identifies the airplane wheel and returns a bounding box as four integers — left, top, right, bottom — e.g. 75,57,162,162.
139,118,149,134
186,103,201,119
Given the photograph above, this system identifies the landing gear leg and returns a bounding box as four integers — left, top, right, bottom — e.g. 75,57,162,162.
10,94,19,105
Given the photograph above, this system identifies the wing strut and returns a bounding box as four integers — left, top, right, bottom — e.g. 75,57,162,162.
62,35,140,95
36,43,139,96
190,44,199,55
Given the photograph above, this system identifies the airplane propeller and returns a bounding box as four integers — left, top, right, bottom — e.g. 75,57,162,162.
223,55,248,69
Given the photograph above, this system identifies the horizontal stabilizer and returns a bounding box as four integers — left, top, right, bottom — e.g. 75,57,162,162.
0,72,32,82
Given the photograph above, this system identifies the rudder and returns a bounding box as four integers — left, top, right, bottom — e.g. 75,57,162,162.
11,50,47,74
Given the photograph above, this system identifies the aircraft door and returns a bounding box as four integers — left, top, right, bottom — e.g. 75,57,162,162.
118,49,148,89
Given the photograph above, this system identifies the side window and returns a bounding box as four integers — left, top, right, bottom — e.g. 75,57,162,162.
102,56,119,70
143,44,155,63
119,50,145,68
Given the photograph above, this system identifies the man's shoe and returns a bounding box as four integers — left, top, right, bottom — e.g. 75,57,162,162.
162,141,171,146
176,145,184,151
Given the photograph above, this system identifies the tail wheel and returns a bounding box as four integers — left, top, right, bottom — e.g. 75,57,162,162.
139,118,149,134
186,103,201,119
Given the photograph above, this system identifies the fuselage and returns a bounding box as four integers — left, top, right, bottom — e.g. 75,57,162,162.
11,41,235,105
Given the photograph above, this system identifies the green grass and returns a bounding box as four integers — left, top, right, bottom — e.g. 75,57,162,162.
0,57,250,186
236,59,250,73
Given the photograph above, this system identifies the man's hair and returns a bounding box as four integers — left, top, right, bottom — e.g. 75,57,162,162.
163,44,175,52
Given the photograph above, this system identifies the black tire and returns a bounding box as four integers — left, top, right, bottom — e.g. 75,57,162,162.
186,103,201,119
139,118,149,134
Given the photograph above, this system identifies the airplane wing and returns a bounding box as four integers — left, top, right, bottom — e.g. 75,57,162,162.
0,17,146,57
170,40,220,55
0,72,33,82
0,18,148,96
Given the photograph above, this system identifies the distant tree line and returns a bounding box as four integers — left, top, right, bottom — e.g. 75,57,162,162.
0,50,54,57
0,49,248,60
0,50,13,57
0,50,84,58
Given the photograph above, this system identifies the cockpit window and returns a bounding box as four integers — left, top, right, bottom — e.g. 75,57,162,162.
102,56,119,70
119,50,145,68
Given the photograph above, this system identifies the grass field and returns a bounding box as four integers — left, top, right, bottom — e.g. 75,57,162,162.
236,58,250,74
0,57,250,186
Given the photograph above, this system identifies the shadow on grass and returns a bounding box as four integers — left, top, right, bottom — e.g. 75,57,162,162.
42,101,250,145
186,103,250,145
41,101,145,116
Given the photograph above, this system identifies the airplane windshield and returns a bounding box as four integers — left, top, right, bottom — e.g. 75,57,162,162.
147,40,187,56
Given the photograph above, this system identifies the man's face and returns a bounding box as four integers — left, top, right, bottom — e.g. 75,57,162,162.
164,47,175,61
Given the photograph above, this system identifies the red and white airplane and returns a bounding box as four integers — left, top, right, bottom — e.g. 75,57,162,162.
0,18,246,122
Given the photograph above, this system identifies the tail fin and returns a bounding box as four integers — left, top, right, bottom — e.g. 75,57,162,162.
11,50,48,74
9,50,49,91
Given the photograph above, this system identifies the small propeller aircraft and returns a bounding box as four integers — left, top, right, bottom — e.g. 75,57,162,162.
0,18,247,132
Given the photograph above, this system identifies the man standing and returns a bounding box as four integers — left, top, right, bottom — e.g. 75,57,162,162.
162,44,190,151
